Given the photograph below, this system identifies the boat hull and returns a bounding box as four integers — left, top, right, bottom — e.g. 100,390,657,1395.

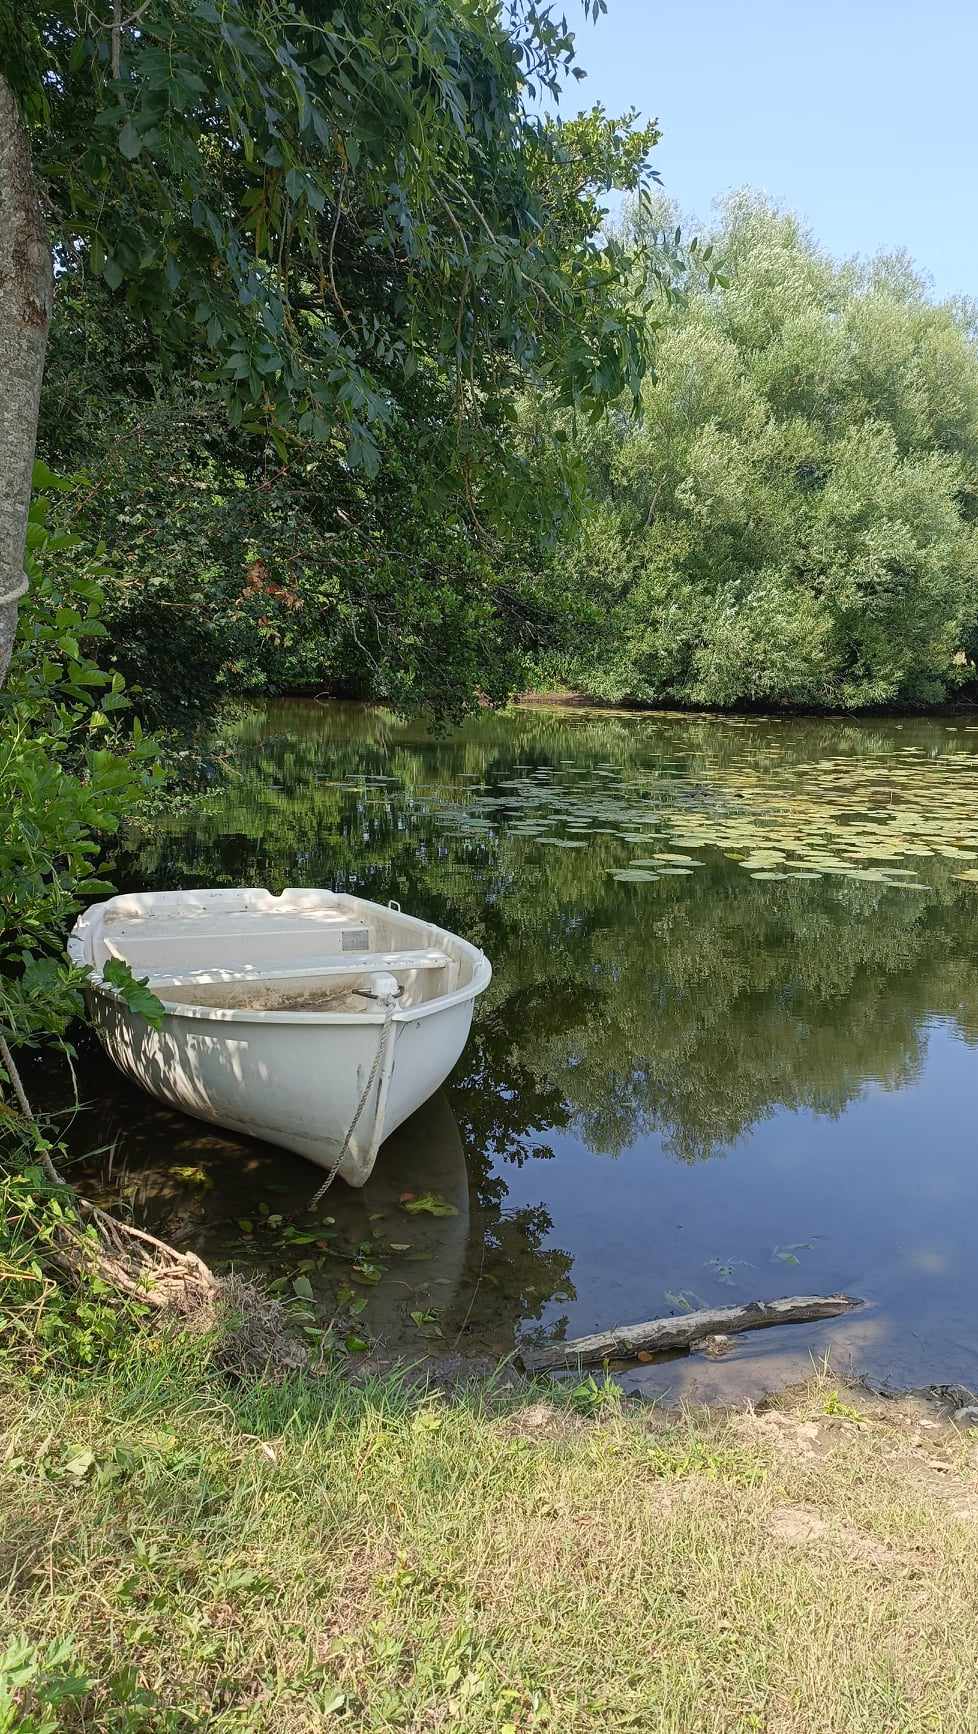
88,988,476,1186
72,887,491,1188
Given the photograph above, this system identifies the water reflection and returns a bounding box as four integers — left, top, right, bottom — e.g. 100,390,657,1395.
58,1052,575,1355
70,699,978,1390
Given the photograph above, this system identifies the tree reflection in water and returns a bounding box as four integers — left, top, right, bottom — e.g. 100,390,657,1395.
63,697,978,1360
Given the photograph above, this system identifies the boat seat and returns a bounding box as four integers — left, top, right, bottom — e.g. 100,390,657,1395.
137,949,453,990
100,910,373,970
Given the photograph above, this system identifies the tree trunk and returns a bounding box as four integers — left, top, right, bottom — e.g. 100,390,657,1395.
0,73,52,685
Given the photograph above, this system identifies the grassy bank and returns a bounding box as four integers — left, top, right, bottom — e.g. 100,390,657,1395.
4,1341,978,1733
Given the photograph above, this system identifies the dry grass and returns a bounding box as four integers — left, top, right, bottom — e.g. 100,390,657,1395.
3,1350,978,1732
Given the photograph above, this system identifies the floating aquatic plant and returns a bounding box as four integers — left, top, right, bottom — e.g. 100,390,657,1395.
425,735,978,895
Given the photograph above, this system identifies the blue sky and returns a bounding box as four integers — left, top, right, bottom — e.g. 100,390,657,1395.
560,0,976,299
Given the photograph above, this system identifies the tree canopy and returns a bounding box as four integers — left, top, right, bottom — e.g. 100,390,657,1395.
2,0,684,707
542,194,978,709
10,0,664,465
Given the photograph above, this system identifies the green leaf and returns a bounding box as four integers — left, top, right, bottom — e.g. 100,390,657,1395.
63,1448,96,1480
350,1261,383,1284
101,959,166,1029
118,120,142,159
292,1275,314,1301
31,459,74,493
401,1192,458,1217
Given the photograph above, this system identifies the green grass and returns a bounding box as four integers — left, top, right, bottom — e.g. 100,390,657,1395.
3,1343,978,1732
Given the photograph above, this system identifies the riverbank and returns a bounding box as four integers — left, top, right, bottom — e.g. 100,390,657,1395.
516,686,978,719
5,1337,978,1731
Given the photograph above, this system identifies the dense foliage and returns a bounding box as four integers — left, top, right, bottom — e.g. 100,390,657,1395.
38,339,539,720
14,0,663,470
15,1,687,719
41,189,978,719
0,466,163,1104
540,196,978,709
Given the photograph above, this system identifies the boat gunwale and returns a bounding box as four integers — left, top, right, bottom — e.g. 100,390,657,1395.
69,889,492,1028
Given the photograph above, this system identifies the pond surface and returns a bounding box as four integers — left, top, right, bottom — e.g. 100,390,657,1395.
57,700,978,1398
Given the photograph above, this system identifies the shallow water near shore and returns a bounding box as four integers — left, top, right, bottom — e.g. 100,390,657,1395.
47,699,978,1399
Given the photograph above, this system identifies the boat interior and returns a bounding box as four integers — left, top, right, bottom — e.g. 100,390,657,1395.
83,889,474,1015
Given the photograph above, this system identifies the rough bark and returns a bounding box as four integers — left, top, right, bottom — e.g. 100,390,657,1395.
519,1293,864,1372
0,72,52,685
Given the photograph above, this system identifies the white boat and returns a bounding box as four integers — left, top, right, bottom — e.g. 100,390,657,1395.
68,887,491,1187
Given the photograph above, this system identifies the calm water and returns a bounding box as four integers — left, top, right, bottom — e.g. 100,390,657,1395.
54,700,978,1398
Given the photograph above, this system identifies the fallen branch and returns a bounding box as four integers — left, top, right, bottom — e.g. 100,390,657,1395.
519,1294,864,1372
63,1202,221,1314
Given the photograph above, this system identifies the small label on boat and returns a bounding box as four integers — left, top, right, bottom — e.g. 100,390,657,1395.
341,926,371,952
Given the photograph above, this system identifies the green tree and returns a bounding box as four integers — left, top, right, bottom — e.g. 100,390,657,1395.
0,0,670,692
543,193,978,709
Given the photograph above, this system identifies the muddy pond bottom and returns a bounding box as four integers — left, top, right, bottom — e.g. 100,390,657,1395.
46,699,978,1401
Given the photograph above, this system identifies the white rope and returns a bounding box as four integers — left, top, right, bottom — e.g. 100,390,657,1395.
0,574,28,607
307,992,399,1209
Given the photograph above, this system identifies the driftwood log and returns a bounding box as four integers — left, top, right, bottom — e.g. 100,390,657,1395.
519,1293,863,1372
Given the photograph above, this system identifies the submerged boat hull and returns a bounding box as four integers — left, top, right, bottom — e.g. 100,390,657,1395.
70,888,491,1186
